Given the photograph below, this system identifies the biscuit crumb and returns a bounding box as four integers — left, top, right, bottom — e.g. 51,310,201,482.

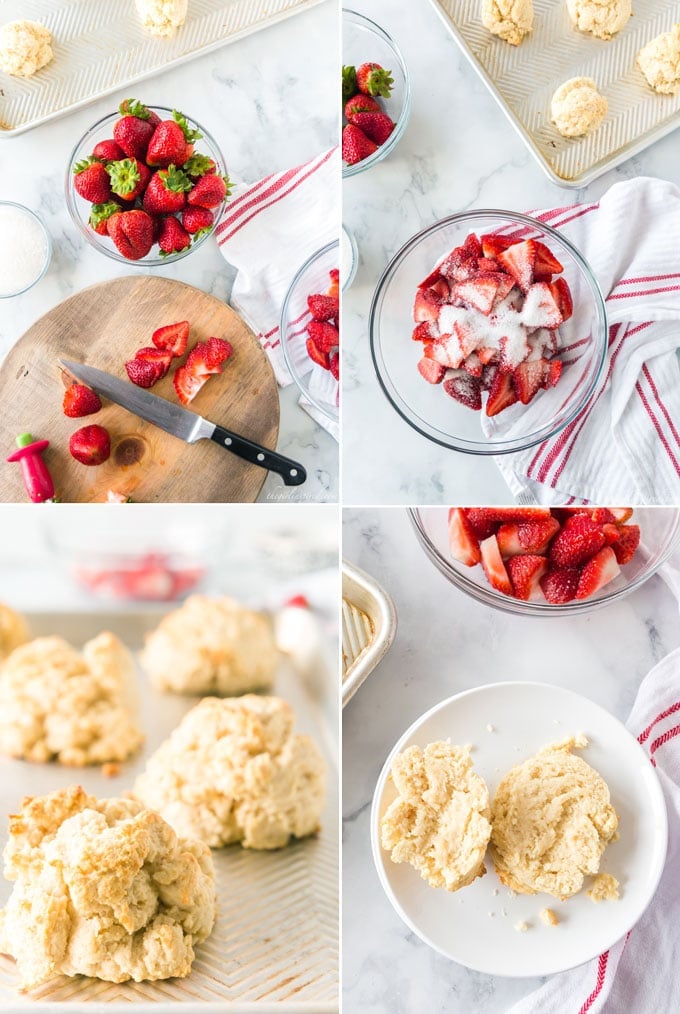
540,908,559,926
486,724,495,733
587,873,620,902
101,762,120,778
515,920,529,932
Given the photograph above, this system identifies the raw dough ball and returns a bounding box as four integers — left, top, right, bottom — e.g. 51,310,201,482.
0,633,143,765
141,595,278,695
551,77,608,137
135,0,188,38
0,786,215,988
0,20,53,77
637,25,680,95
0,603,29,660
481,0,534,46
380,741,491,891
134,695,326,849
490,735,618,899
566,0,631,41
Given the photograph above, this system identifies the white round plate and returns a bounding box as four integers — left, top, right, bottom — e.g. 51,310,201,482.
371,682,667,977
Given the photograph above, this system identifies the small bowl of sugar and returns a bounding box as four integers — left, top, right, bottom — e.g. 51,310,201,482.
0,201,52,299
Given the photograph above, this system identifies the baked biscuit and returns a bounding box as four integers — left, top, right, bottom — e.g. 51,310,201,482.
637,25,680,95
134,695,326,849
566,0,631,41
587,871,620,902
135,0,188,37
381,742,491,891
0,786,215,988
141,595,278,695
481,0,534,46
0,20,53,77
490,735,618,899
0,603,29,660
551,77,608,137
0,634,143,765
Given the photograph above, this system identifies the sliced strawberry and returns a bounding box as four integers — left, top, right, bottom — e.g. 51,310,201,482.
549,514,607,568
480,233,515,258
205,337,233,369
508,554,549,601
418,358,446,384
185,342,224,376
521,282,563,329
448,508,481,566
419,265,444,289
612,524,640,565
173,364,207,405
533,240,564,276
308,293,339,322
306,337,330,369
477,257,499,273
513,360,548,406
463,352,483,378
590,507,617,525
152,320,190,358
134,346,173,377
480,535,513,595
414,289,441,323
602,523,621,546
540,566,580,604
549,277,573,323
412,321,438,342
461,233,482,259
453,273,501,315
329,350,339,381
481,362,499,391
125,357,164,388
63,383,102,419
477,347,497,365
576,547,621,600
497,240,536,292
485,370,518,417
609,508,634,524
492,274,517,306
497,516,560,557
443,372,482,410
463,507,551,540
542,359,562,388
430,334,465,369
307,320,339,354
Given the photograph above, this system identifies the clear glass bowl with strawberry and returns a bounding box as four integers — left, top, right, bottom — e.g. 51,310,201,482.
342,9,411,179
410,507,680,616
65,100,229,266
370,210,608,455
280,240,339,425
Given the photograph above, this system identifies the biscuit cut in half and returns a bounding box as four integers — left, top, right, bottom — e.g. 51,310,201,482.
141,595,278,696
0,602,29,660
490,735,618,899
380,741,492,891
0,633,143,765
134,695,326,849
0,786,215,988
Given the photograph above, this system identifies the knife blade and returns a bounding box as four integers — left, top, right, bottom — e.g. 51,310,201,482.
60,360,306,487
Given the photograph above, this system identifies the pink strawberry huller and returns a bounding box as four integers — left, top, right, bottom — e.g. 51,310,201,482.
6,432,55,503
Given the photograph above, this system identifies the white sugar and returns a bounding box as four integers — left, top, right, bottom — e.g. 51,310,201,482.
0,205,49,297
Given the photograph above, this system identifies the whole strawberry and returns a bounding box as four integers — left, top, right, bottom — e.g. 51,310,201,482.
356,62,394,98
143,165,192,214
182,206,214,236
158,217,191,256
112,99,156,160
349,110,395,145
107,209,154,260
63,383,102,418
187,173,229,209
183,153,217,180
147,110,202,167
73,158,112,204
119,98,161,126
69,424,111,466
342,123,377,165
92,139,125,161
106,158,151,202
345,93,381,119
88,201,120,236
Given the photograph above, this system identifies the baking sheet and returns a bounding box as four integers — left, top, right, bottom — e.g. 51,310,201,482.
429,0,680,187
0,610,339,1011
0,0,325,137
342,561,396,707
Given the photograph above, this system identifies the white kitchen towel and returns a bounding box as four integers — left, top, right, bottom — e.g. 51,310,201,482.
490,177,680,505
508,641,680,1014
215,147,340,440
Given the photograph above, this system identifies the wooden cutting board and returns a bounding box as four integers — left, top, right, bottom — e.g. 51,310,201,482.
0,276,280,503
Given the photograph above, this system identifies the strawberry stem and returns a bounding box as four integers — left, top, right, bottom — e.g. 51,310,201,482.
172,110,203,143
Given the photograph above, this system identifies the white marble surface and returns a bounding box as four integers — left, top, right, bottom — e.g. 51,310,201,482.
0,1,338,503
341,0,680,505
342,507,680,1013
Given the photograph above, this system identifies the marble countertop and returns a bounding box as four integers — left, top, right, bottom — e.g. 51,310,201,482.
0,1,337,503
342,508,680,1013
342,0,680,505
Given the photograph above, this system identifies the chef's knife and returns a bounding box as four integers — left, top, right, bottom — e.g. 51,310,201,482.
60,360,306,486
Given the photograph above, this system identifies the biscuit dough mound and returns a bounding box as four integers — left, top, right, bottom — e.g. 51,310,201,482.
0,787,215,988
380,742,492,891
135,0,188,38
0,20,53,77
490,735,618,899
141,595,278,695
134,696,326,849
551,77,608,137
0,603,29,660
566,0,631,41
637,25,680,95
0,634,143,765
481,0,534,46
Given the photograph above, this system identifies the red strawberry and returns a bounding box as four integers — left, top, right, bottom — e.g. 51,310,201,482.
205,337,233,369
356,62,394,98
327,269,340,299
521,282,563,329
125,357,165,388
576,547,620,600
73,158,112,203
152,320,190,358
329,350,339,381
308,293,339,322
106,158,151,202
590,508,617,525
602,523,621,546
349,110,395,145
463,352,483,378
88,201,120,236
307,320,339,354
134,346,173,377
345,93,382,119
549,514,607,568
486,370,518,417
181,206,214,236
448,508,481,566
173,365,207,405
480,233,515,258
63,384,102,418
342,123,377,165
92,139,125,161
107,210,154,260
497,240,536,292
549,276,574,322
479,535,513,595
306,337,330,369
417,358,446,384
464,507,551,540
119,98,160,126
540,566,580,604
513,359,552,405
187,174,228,210
147,110,202,167
508,554,549,601
532,241,563,276
612,524,640,565
543,360,562,388
183,153,217,179
443,372,482,410
69,424,111,466
143,166,192,214
481,362,499,391
286,594,310,608
412,321,438,342
497,516,560,557
453,274,503,316
113,100,156,160
158,216,191,256
610,508,634,524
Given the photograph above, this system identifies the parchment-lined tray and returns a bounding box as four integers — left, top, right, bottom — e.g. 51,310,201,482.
0,610,339,1011
342,561,396,707
0,0,324,137
429,0,680,187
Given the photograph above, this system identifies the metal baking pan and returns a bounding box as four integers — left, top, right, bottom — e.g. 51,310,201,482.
0,610,338,1012
342,560,396,707
0,0,325,138
429,0,680,187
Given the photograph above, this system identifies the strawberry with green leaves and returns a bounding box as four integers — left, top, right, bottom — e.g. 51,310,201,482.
187,173,230,209
345,93,381,119
106,158,151,202
350,110,394,145
143,165,192,214
146,110,202,167
183,153,217,180
182,206,214,236
73,158,113,204
107,209,155,260
88,201,120,236
356,62,394,98
112,98,156,160
158,217,191,256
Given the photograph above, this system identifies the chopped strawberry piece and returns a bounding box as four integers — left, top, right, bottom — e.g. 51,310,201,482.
590,508,617,525
477,257,499,273
173,364,207,405
443,372,482,410
134,346,173,377
307,320,339,354
414,289,442,323
419,265,444,289
152,320,190,358
576,547,621,600
306,337,330,369
513,359,549,406
542,359,562,388
463,507,550,540
481,362,499,391
461,233,482,259
549,514,607,568
479,535,513,595
63,383,102,419
497,516,560,557
448,508,481,566
602,523,621,546
612,524,640,564
417,357,446,384
329,350,339,381
485,370,518,417
285,594,310,608
480,233,516,258
609,508,634,524
497,240,536,292
412,321,438,342
205,337,233,368
125,357,164,388
532,240,564,276
308,293,339,322
508,554,549,601
549,277,573,323
453,274,501,315
463,352,483,378
521,282,563,329
540,566,580,604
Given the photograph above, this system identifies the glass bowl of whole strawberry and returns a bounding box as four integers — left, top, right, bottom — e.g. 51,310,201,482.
65,99,230,266
280,240,339,424
410,507,680,617
342,10,411,178
370,210,608,455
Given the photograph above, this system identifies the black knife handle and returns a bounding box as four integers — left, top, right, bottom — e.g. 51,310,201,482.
210,425,307,486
